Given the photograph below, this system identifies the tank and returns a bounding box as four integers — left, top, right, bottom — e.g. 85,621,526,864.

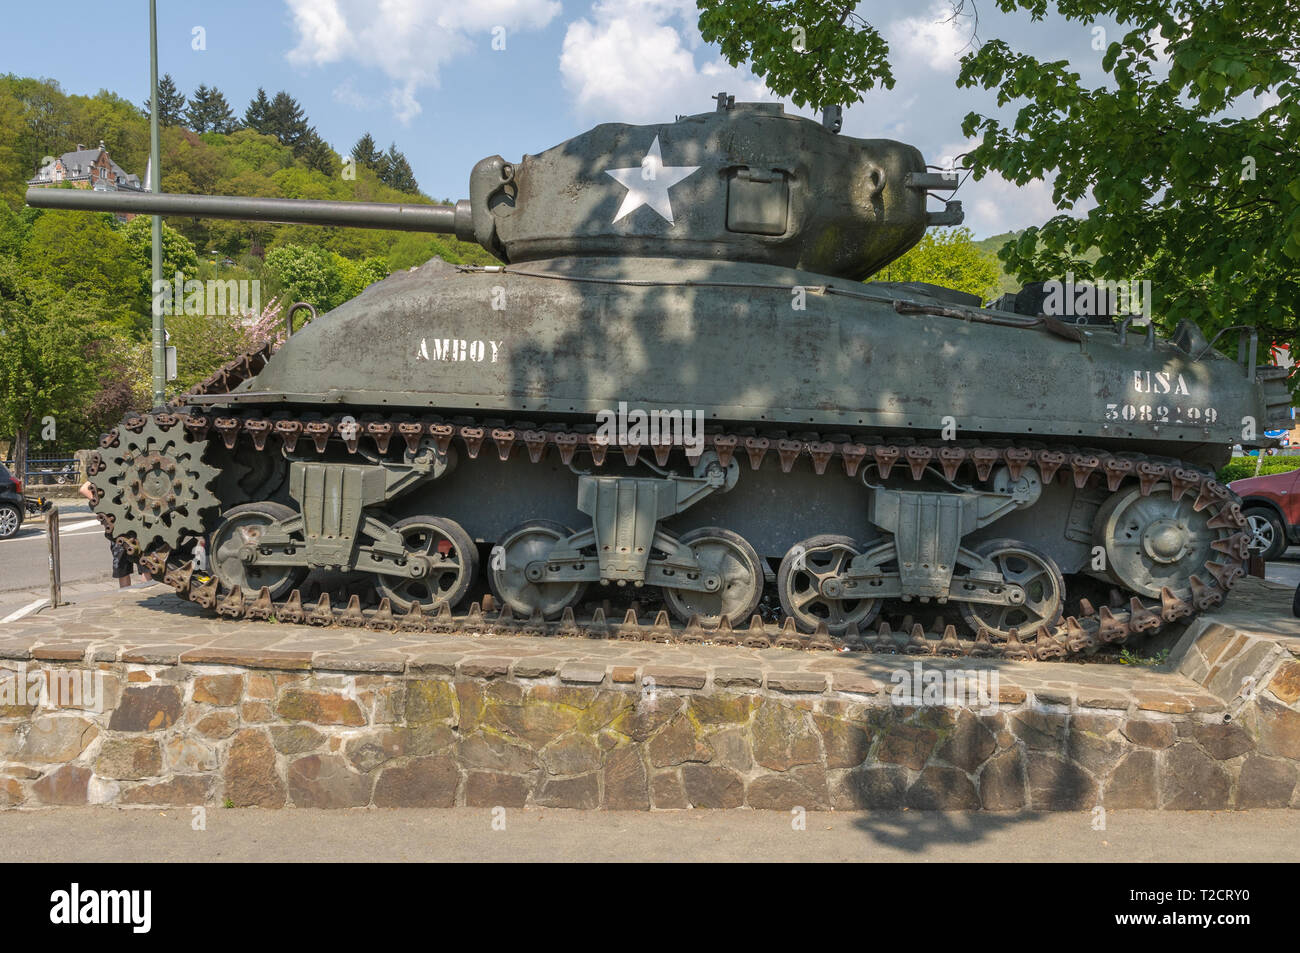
27,96,1288,659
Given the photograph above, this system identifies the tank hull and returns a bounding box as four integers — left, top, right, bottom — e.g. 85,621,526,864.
226,257,1276,470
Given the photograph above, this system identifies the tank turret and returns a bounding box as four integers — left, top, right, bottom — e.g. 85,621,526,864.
27,99,959,279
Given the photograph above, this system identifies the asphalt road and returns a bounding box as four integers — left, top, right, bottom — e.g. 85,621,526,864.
0,807,1295,862
0,501,130,621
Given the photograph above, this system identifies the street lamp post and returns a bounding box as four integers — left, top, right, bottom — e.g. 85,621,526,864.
149,0,164,407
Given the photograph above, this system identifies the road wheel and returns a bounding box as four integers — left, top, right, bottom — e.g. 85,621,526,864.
959,538,1066,639
661,527,764,626
0,503,21,541
209,501,305,599
776,534,882,634
488,520,587,620
1244,507,1287,561
375,515,478,612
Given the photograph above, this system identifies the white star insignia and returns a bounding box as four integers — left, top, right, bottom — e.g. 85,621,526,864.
604,135,700,225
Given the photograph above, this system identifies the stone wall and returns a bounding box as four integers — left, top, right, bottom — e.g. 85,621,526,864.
2,644,1298,811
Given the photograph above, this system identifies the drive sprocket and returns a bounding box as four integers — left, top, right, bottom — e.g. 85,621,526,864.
89,413,220,552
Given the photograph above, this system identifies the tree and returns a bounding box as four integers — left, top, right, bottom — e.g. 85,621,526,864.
122,215,200,309
697,0,894,110
141,73,186,126
351,132,382,171
956,1,1299,354
244,87,273,135
379,143,418,194
871,227,1002,301
165,311,252,394
334,253,390,302
263,244,342,312
20,211,137,326
265,91,311,153
6,77,74,182
0,259,104,481
185,84,239,134
299,130,338,177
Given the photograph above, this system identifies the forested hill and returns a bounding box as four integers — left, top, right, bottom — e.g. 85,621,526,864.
0,73,497,459
0,73,494,270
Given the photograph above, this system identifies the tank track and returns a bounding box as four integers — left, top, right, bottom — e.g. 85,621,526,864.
89,409,1250,661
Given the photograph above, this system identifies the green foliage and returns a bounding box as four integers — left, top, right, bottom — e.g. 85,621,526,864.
0,256,109,461
20,211,136,323
263,244,342,312
385,233,497,270
378,143,419,194
244,88,273,134
142,73,186,126
1,73,444,268
351,133,382,171
300,133,339,177
697,0,894,110
871,227,1002,300
0,76,150,209
0,70,484,454
255,90,312,153
334,254,390,304
165,311,252,394
262,245,392,313
185,84,240,134
122,215,201,312
1218,456,1300,484
956,2,1300,366
1119,647,1171,667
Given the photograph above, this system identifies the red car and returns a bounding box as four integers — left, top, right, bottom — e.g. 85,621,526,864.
1231,468,1300,560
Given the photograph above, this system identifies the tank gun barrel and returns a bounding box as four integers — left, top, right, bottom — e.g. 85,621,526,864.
25,187,469,235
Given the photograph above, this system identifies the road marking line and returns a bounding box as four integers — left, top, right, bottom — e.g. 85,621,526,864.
1,598,50,623
19,519,99,537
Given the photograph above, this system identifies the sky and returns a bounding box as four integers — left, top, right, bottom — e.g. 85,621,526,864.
0,0,1128,238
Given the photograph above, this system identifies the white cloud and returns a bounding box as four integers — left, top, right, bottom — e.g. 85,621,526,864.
285,0,562,123
330,79,371,110
559,0,769,124
888,0,974,74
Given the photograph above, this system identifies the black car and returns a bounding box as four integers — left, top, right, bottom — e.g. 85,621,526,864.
0,463,25,540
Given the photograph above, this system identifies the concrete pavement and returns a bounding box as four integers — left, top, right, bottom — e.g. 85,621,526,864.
0,807,1295,862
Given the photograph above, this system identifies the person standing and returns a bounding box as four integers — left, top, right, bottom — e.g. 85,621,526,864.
79,481,152,587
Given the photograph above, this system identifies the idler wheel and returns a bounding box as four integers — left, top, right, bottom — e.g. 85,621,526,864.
776,534,882,635
959,538,1065,639
661,527,764,626
209,501,305,600
375,515,478,612
488,520,587,620
1094,483,1218,598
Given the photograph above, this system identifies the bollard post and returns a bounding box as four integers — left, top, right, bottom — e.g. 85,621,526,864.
46,508,61,608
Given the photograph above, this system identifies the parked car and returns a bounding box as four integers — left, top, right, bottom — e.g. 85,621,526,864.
0,463,25,540
1230,468,1300,560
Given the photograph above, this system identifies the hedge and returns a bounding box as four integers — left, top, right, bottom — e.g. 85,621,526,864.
1218,457,1300,484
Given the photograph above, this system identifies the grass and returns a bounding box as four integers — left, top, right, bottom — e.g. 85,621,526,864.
1118,647,1171,667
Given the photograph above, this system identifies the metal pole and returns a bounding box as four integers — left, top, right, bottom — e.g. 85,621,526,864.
46,508,61,609
149,0,165,407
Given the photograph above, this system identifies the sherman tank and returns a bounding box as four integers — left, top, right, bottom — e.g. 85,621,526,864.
27,95,1288,659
